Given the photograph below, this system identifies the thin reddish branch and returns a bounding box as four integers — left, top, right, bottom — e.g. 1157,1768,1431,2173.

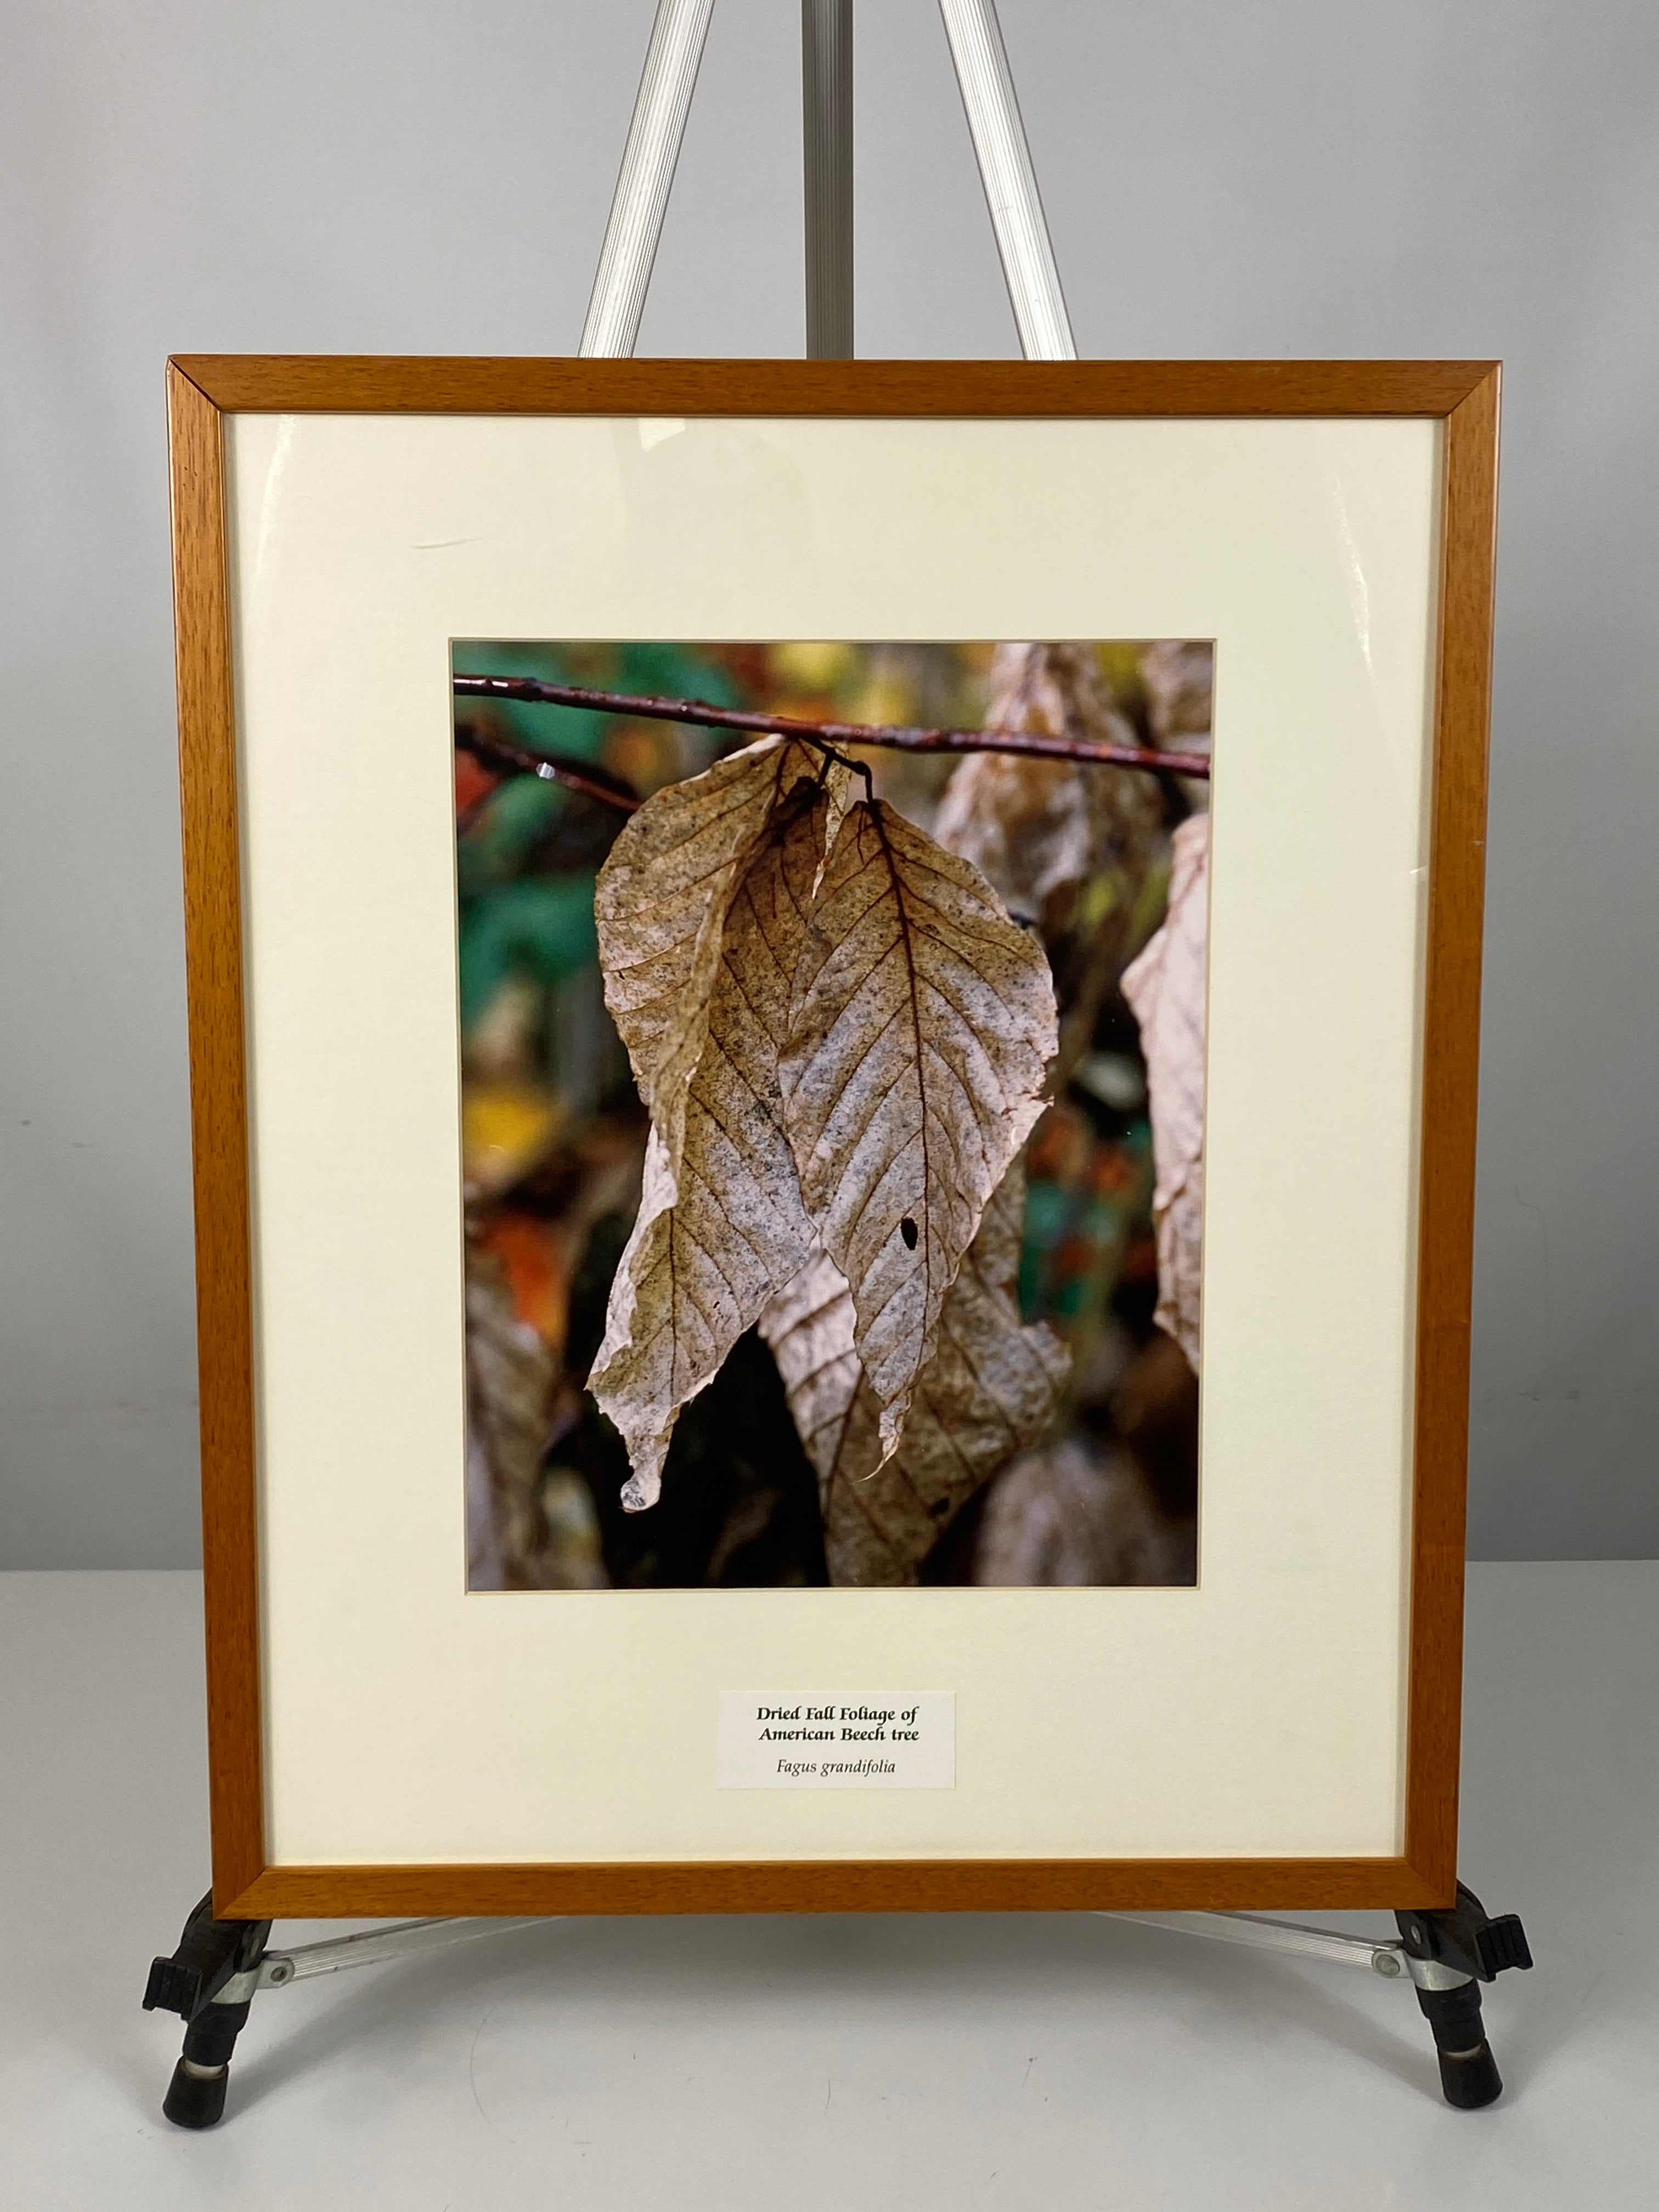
454,722,641,817
452,672,1211,781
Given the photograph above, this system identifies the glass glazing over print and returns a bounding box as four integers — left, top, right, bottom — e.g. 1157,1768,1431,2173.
454,640,1213,1593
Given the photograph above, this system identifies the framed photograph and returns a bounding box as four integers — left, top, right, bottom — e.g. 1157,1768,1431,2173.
170,358,1498,1917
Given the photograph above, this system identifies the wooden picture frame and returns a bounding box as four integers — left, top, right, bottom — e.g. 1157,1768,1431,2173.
169,357,1499,1922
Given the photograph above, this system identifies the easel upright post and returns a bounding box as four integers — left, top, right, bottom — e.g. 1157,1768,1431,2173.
802,0,854,358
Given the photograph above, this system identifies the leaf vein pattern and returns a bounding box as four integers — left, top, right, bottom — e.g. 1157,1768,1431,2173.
833,1125,925,1260
675,1153,774,1279
793,997,910,1161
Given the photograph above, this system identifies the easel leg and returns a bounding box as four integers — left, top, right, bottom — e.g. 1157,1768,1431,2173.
1408,1976,1504,2109
1115,1878,1531,2108
1395,1882,1533,2109
579,0,718,358
143,1891,272,2130
936,0,1076,359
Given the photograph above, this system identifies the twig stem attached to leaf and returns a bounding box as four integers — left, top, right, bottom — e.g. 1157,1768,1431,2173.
454,723,643,817
453,673,1210,794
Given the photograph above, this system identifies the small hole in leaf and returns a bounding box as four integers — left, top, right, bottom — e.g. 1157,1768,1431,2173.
901,1216,918,1250
929,1498,950,1519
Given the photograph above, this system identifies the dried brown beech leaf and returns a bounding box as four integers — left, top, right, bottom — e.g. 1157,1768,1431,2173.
464,1245,572,1590
1140,639,1214,750
760,1165,1069,1585
1121,812,1209,1370
972,1435,1196,1588
753,1244,862,1485
590,753,849,1508
595,736,821,1118
933,643,1162,932
779,811,1056,1467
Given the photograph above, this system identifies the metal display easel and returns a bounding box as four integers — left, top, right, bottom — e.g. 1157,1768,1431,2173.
142,0,1530,2127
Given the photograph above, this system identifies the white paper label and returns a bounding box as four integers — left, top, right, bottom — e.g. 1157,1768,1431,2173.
717,1692,955,1789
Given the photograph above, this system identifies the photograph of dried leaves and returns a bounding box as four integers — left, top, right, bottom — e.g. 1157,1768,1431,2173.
455,640,1211,1593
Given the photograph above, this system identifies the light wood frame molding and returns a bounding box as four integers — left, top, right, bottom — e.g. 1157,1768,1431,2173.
167,357,1500,1921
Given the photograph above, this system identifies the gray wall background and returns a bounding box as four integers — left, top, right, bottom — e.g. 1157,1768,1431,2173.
2,0,1654,1567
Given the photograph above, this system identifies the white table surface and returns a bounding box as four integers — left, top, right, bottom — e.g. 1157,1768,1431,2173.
1,1562,1653,2209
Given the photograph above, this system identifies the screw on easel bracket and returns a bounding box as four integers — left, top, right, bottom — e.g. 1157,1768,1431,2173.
143,1891,272,2129
1395,1882,1533,2109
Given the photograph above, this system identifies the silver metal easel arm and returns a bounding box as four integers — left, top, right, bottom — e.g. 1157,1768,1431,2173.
580,0,718,358
1112,1911,1413,1981
936,0,1076,361
244,1917,549,1996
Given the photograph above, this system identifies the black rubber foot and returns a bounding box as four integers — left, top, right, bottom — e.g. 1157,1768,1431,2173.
1437,2039,1503,2110
163,2059,229,2129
